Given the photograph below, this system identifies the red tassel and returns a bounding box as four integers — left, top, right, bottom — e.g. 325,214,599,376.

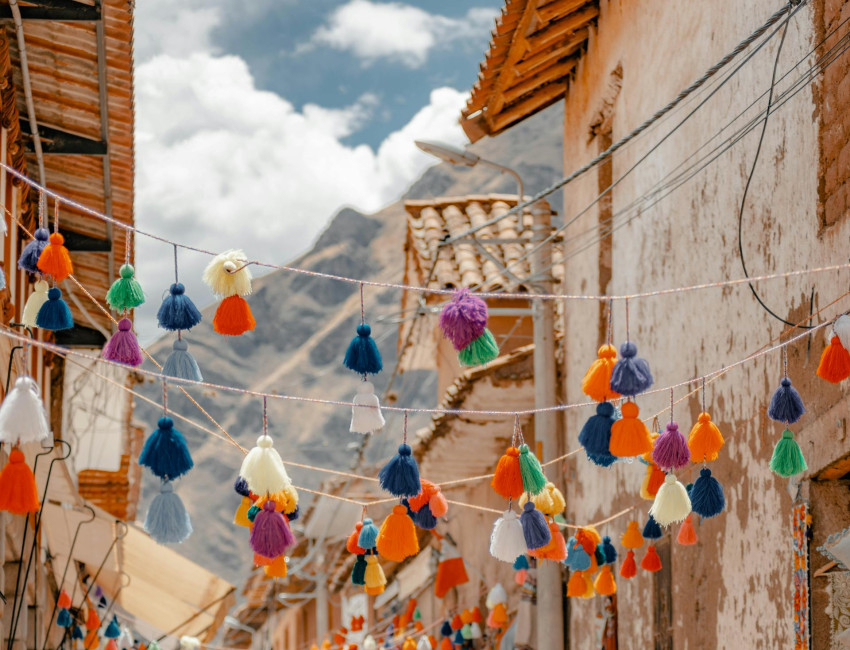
491,447,523,500
434,556,468,598
57,589,72,609
85,608,100,631
817,336,850,383
619,550,637,578
677,515,698,545
0,448,39,514
640,545,662,572
213,294,256,336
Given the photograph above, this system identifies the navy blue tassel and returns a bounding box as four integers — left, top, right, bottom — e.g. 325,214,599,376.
609,341,653,396
18,228,49,274
378,443,420,497
601,535,617,564
288,505,299,522
247,504,260,522
104,616,120,639
72,626,84,640
56,608,72,628
36,288,74,331
642,514,663,540
234,476,250,497
587,451,618,467
453,630,463,645
415,503,437,530
402,497,415,519
768,377,805,424
520,502,550,550
138,416,194,480
690,468,725,518
144,480,193,544
352,555,367,585
578,401,618,456
157,283,202,331
343,323,382,374
440,621,453,638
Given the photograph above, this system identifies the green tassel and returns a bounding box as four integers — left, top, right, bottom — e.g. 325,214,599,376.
351,555,367,586
458,328,499,367
106,263,145,311
770,429,807,477
519,443,547,495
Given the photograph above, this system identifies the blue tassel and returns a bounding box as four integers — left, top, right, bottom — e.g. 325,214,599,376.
609,341,653,396
513,554,529,571
247,504,260,522
520,502,551,550
288,505,299,521
453,630,463,645
358,517,379,549
36,288,74,331
72,626,84,640
234,476,250,497
98,595,107,608
157,283,202,331
594,544,605,566
601,535,617,564
104,616,121,639
440,621,453,638
56,608,72,628
402,497,415,519
768,377,805,424
578,401,618,456
162,339,203,382
378,443,420,497
642,514,663,540
18,228,49,274
690,468,725,518
414,503,437,530
343,323,382,374
565,537,591,570
139,417,194,480
144,481,193,544
586,451,618,467
351,555,367,586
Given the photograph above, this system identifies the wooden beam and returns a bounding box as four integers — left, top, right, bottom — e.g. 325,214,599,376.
484,0,539,119
490,80,566,134
514,27,588,76
19,119,106,155
535,0,592,24
501,55,578,105
0,0,100,21
524,4,599,52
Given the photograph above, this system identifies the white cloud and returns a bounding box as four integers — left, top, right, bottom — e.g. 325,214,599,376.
309,1,497,68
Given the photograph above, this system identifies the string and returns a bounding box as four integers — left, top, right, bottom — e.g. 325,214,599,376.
124,229,131,266
783,345,788,378
53,197,59,233
625,298,630,342
162,380,167,416
606,299,613,344
701,377,706,412
403,411,408,444
38,189,45,230
669,388,674,423
262,396,268,436
173,244,178,284
359,283,365,325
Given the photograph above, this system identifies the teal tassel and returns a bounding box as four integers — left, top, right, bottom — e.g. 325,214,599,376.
351,555,367,585
770,429,807,477
518,444,546,495
36,287,74,331
458,329,499,367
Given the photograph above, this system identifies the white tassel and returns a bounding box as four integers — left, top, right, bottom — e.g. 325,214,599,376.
0,376,51,444
363,636,377,650
202,249,252,297
835,314,850,349
239,434,291,495
489,510,527,562
470,623,482,640
649,473,692,526
485,582,507,609
21,280,49,328
416,636,431,650
179,637,201,650
350,381,385,434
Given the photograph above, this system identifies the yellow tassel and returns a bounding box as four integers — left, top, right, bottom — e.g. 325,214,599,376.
234,497,252,527
581,572,595,598
519,482,565,516
364,555,386,590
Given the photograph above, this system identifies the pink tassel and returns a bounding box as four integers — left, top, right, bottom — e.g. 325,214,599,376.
102,318,143,367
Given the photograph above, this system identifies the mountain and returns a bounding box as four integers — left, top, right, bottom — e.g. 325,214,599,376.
133,104,564,584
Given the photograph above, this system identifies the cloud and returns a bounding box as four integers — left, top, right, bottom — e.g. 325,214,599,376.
308,1,497,68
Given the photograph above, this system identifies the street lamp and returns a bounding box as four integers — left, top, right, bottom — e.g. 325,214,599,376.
414,140,524,200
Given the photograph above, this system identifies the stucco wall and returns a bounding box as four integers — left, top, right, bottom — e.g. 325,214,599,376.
559,0,848,647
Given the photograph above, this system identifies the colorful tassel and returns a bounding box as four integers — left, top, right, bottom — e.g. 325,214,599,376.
817,335,850,383
358,518,379,549
352,555,367,585
239,434,291,496
652,421,690,470
57,589,72,609
105,616,121,639
649,474,691,526
621,520,644,548
157,283,202,331
414,504,437,530
347,522,366,554
265,554,288,579
36,233,73,281
250,501,295,558
202,249,252,297
350,381,385,434
21,280,49,327
144,480,192,544
690,468,725,518
768,377,805,424
640,545,662,572
139,417,194,480
213,295,255,336
84,630,99,650
234,497,252,527
677,515,698,545
770,429,807,477
72,626,84,641
376,504,420,562
378,444,420,497
566,570,585,597
492,447,523,499
520,481,565,516
344,323,382,374
85,608,100,631
609,341,653,396
835,314,850,348
162,338,203,382
364,555,386,590
609,401,653,457
594,564,617,595
486,583,508,608
641,462,666,500
102,318,143,367
529,522,566,562
18,227,49,274
434,550,469,598
518,444,546,495
520,502,551,550
642,515,663,541
565,537,591,571
0,376,51,444
106,263,145,311
234,476,250,497
578,401,618,459
458,329,499,367
0,448,39,514
489,510,527,563
56,608,72,627
439,288,487,348
36,287,73,331
601,535,617,564
582,344,621,402
687,412,724,463
514,554,529,571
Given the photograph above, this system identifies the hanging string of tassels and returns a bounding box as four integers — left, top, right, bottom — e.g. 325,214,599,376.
349,283,385,434
103,232,143,367
203,249,255,336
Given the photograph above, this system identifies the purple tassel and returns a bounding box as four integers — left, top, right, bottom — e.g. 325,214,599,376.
439,288,488,351
652,421,691,470
520,502,551,550
102,318,143,367
250,501,296,558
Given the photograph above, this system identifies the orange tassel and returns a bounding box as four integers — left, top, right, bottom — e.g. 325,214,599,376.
491,447,523,500
213,294,256,336
460,609,473,625
264,554,287,578
451,614,463,630
84,630,100,650
818,336,850,383
471,607,483,624
620,520,644,549
439,638,453,650
530,522,566,562
0,448,39,514
254,552,275,567
581,344,621,402
37,232,73,281
619,550,637,578
644,462,666,499
86,608,100,631
365,585,385,595
429,489,448,517
376,505,419,562
514,568,527,584
427,634,436,647
677,515,698,546
609,402,653,456
434,556,468,598
408,479,437,511
581,573,595,598
490,602,508,627
234,496,252,527
57,589,72,609
106,640,118,650
688,412,724,462
640,545,662,572
347,522,365,555
575,526,600,554
594,564,617,595
566,570,585,597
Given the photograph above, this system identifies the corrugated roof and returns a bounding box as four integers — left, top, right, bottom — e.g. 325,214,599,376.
461,0,599,142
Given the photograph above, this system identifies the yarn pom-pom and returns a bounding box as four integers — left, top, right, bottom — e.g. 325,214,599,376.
239,434,291,496
144,480,192,544
578,401,618,457
379,444,420,497
594,564,617,596
520,502,551,550
652,421,690,471
690,468,725,518
609,341,653,396
162,339,203,382
22,280,49,327
350,381,386,434
582,344,621,402
677,514,698,545
376,504,420,562
492,447,523,500
202,249,252,297
609,401,653,457
439,288,488,350
106,263,145,312
458,329,499,367
621,520,644,549
642,515,663,541
0,376,51,444
770,429,807,477
250,501,295,558
489,510,527,563
768,377,805,424
817,336,850,383
36,287,74,331
157,283,202,331
518,444,547,495
619,550,637,578
102,319,143,367
344,323,383,375
640,545,662,572
687,412,724,463
18,227,49,274
352,555,367,586
358,518,379,550
36,233,73,281
213,295,255,336
0,448,39,514
138,417,194,480
649,474,691,526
